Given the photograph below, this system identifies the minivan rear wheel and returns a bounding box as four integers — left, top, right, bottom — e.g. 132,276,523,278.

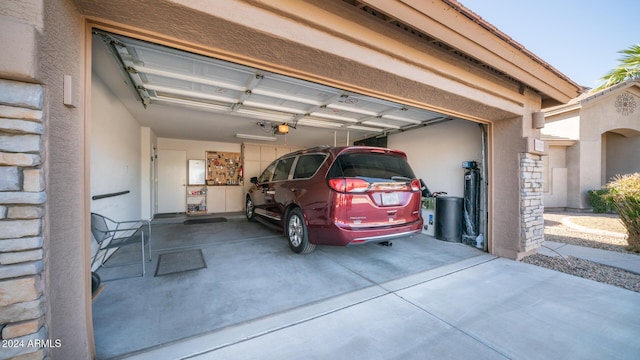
286,208,315,254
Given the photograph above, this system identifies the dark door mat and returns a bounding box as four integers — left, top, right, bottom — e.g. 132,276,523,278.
155,213,179,219
183,218,227,225
155,249,207,276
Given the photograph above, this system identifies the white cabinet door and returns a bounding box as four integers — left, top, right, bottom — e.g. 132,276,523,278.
157,150,186,214
225,187,244,212
207,187,226,213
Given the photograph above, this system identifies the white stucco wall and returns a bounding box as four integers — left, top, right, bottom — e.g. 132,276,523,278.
389,119,482,198
541,111,580,140
90,74,142,221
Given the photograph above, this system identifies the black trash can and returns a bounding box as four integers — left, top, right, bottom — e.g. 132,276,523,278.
435,196,463,242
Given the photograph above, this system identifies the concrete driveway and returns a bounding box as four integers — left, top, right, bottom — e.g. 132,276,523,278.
125,255,640,360
92,217,483,359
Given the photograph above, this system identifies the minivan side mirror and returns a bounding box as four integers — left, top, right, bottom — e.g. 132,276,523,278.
250,176,258,184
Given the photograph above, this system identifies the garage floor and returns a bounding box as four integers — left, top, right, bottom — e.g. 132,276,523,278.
92,216,483,359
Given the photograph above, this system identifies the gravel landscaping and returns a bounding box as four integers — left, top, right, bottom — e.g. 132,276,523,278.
520,212,640,293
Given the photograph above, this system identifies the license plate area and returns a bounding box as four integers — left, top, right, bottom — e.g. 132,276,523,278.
381,192,400,206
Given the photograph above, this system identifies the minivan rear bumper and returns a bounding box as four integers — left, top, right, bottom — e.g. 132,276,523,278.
309,219,423,246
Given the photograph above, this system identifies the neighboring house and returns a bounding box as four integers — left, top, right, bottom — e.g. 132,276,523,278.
542,79,640,210
0,0,583,359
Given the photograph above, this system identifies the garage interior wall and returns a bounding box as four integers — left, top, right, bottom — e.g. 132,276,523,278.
90,74,142,221
157,138,241,160
389,120,482,197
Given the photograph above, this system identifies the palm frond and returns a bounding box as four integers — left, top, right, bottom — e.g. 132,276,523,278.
593,44,640,92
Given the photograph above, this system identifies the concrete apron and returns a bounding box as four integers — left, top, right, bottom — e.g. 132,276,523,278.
123,255,640,360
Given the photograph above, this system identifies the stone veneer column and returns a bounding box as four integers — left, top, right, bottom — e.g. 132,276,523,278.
520,153,545,253
0,79,47,359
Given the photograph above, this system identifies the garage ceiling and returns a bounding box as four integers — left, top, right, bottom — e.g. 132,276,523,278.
92,31,455,147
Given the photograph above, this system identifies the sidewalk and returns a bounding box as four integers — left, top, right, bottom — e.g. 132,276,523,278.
538,241,640,275
541,212,639,275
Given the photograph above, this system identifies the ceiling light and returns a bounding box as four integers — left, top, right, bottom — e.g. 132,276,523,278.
235,133,277,141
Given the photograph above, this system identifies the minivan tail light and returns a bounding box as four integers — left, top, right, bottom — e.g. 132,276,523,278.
411,179,421,192
328,178,370,193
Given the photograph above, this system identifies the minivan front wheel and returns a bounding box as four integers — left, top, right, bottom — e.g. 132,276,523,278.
246,197,255,221
286,208,316,254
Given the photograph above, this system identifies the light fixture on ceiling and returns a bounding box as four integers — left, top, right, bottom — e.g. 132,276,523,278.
235,133,277,141
276,123,289,135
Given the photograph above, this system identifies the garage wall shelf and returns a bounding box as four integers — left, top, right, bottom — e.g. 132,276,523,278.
186,186,207,215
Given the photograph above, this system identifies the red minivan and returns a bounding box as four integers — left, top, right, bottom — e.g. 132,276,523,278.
246,146,423,253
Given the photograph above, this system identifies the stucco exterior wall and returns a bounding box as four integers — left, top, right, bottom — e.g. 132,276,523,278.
605,132,640,181
542,84,640,210
39,0,94,359
542,110,580,140
580,91,640,193
0,1,43,82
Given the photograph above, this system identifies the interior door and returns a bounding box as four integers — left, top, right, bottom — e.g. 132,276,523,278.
157,149,187,214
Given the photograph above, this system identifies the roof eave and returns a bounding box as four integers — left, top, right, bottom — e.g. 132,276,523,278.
362,0,585,104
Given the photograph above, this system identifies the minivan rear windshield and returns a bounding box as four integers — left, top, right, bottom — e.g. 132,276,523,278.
327,152,416,180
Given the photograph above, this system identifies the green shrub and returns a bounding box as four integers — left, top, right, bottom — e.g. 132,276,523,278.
607,173,640,252
588,189,616,213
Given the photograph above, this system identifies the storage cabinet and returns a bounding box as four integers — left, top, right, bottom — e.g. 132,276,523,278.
225,187,244,212
207,187,226,213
